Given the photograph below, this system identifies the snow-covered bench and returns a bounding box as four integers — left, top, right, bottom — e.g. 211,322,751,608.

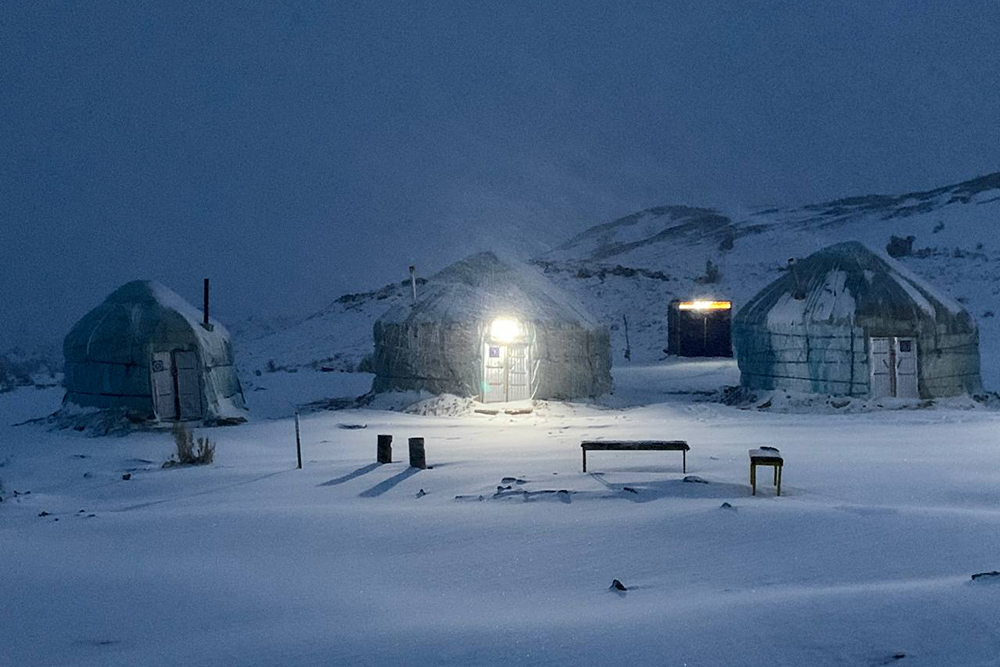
749,447,783,496
580,440,689,473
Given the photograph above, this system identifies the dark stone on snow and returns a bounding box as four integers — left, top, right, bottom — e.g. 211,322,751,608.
683,475,709,484
720,502,736,510
38,511,50,517
971,571,1000,582
416,489,427,498
121,473,131,481
609,579,627,592
622,486,638,494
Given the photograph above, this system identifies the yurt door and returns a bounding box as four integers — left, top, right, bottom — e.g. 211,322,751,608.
482,343,532,403
150,350,203,421
894,337,919,399
173,350,204,420
151,352,177,420
869,336,918,398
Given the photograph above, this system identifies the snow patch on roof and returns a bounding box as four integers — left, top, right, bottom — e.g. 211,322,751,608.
378,253,602,328
766,270,856,327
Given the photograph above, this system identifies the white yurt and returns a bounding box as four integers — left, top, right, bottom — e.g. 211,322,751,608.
371,252,612,402
733,241,981,398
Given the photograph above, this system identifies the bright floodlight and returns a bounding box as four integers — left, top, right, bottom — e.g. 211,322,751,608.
490,317,520,343
678,300,732,311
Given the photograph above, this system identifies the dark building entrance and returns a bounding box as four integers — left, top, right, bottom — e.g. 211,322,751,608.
666,300,733,357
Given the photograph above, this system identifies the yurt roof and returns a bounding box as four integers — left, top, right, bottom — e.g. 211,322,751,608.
735,241,974,331
65,280,233,359
377,252,602,327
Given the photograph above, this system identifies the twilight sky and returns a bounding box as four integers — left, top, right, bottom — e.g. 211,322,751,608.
2,1,999,349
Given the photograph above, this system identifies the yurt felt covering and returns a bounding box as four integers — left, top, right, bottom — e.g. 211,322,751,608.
733,241,981,398
63,281,247,421
371,252,613,400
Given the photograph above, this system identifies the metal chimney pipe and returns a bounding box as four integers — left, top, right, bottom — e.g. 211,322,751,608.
203,278,210,326
409,265,417,303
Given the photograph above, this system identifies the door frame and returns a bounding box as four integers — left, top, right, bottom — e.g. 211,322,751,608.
868,335,919,399
150,348,204,421
481,341,532,403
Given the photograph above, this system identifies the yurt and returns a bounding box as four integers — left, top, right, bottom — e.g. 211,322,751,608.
63,280,247,423
371,252,613,402
733,242,981,399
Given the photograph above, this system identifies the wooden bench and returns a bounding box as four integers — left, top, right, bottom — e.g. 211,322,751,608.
749,447,783,496
581,440,690,473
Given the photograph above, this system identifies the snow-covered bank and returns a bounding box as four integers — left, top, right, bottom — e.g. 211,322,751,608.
3,372,1000,666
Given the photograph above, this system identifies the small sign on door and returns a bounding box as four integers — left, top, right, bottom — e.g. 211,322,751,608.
489,346,501,358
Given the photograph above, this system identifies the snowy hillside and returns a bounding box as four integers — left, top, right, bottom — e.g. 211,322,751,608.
237,172,1000,408
539,173,1000,376
0,347,61,393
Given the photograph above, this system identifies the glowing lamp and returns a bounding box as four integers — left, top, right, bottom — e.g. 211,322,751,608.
677,300,732,311
490,317,521,343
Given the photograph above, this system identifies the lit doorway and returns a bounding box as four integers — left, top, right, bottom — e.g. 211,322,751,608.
482,317,533,403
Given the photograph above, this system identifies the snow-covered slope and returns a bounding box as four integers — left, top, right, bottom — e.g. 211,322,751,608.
237,173,1000,406
537,172,1000,384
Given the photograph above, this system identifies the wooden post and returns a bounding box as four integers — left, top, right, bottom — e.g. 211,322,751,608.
582,448,587,473
409,265,417,303
622,314,631,362
295,412,302,470
682,449,686,473
776,465,782,496
750,462,756,495
408,437,426,469
377,434,392,464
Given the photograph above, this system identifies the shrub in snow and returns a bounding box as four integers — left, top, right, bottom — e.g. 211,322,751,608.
164,425,215,467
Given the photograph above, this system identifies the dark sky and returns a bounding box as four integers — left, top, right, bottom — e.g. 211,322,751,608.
2,1,999,349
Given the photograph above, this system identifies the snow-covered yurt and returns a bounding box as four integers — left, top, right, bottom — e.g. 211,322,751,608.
371,252,613,402
63,280,247,423
733,241,981,399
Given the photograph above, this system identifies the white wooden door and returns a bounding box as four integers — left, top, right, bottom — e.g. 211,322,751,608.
173,350,203,420
506,344,530,401
894,337,919,398
151,351,177,420
483,344,506,403
869,337,893,398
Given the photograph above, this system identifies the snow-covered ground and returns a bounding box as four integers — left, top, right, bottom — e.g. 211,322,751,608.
4,364,1000,667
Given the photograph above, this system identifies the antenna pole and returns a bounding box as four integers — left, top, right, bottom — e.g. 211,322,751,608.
409,265,417,303
203,278,210,326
